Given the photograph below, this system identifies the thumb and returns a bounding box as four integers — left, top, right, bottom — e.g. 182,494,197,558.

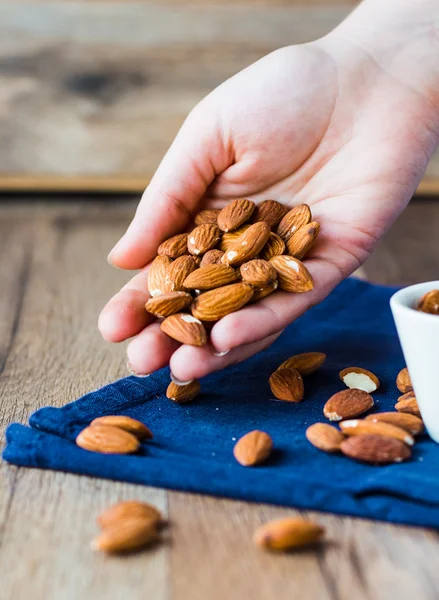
108,107,229,270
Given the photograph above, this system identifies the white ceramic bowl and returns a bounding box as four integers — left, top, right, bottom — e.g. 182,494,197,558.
390,281,439,442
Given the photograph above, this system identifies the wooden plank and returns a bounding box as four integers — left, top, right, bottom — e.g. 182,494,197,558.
0,2,349,181
0,211,169,600
0,174,438,195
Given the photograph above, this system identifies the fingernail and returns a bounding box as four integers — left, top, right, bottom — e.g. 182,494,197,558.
170,372,194,386
213,349,230,357
127,361,150,378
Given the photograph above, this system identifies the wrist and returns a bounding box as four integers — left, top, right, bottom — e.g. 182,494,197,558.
321,0,439,116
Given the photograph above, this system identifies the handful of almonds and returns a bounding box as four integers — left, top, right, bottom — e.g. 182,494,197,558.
146,200,318,351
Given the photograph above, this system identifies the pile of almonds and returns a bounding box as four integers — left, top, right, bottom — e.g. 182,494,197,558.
417,289,439,315
144,199,319,401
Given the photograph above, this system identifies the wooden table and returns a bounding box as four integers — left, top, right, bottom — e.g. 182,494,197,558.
1,197,439,600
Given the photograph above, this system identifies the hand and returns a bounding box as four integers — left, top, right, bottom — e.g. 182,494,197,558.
99,6,439,381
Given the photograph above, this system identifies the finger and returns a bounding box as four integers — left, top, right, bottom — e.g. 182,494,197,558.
127,323,181,376
108,108,231,270
210,246,357,353
98,267,152,342
169,331,282,381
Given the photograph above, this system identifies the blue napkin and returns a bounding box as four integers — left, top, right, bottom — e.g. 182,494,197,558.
4,278,439,528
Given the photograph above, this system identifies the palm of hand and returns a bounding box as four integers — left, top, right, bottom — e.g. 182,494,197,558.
100,39,439,381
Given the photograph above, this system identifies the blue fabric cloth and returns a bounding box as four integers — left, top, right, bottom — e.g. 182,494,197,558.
4,278,439,528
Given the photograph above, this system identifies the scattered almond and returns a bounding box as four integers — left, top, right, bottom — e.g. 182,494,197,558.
278,352,326,376
157,233,188,259
251,200,289,228
341,434,411,464
365,412,424,436
233,430,273,466
147,255,171,297
417,289,439,315
269,368,304,402
200,249,225,266
218,198,255,232
269,255,314,293
160,313,207,346
194,208,221,226
92,518,158,554
306,423,345,453
145,291,192,318
254,517,324,551
187,224,221,256
277,204,312,242
395,392,421,417
286,221,320,259
396,367,412,393
222,221,271,266
76,424,140,454
240,259,277,287
191,282,254,321
97,500,162,530
259,232,286,261
339,419,414,446
166,379,201,403
90,416,153,441
323,389,374,422
183,264,238,290
164,255,197,292
339,367,380,393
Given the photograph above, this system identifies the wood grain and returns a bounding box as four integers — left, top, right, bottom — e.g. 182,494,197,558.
1,197,439,599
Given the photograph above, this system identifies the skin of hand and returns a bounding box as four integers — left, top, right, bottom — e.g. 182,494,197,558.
99,0,439,382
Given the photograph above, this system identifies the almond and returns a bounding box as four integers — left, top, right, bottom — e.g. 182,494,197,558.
396,367,412,393
191,282,254,321
269,255,314,293
222,221,271,266
194,208,221,226
147,255,172,297
259,232,286,261
306,423,345,453
278,352,326,376
90,416,153,441
183,264,238,290
233,430,273,466
97,500,162,530
254,517,324,551
365,412,424,435
187,224,221,256
395,392,421,417
251,200,289,228
277,204,312,242
417,289,439,315
240,259,277,287
339,367,380,393
160,313,207,346
250,280,278,302
200,249,225,266
269,368,304,402
339,419,414,446
164,255,197,292
323,389,374,421
145,291,192,318
341,434,411,464
92,517,158,553
286,221,320,259
219,225,251,252
217,198,255,232
76,424,140,454
157,233,188,258
166,379,201,403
